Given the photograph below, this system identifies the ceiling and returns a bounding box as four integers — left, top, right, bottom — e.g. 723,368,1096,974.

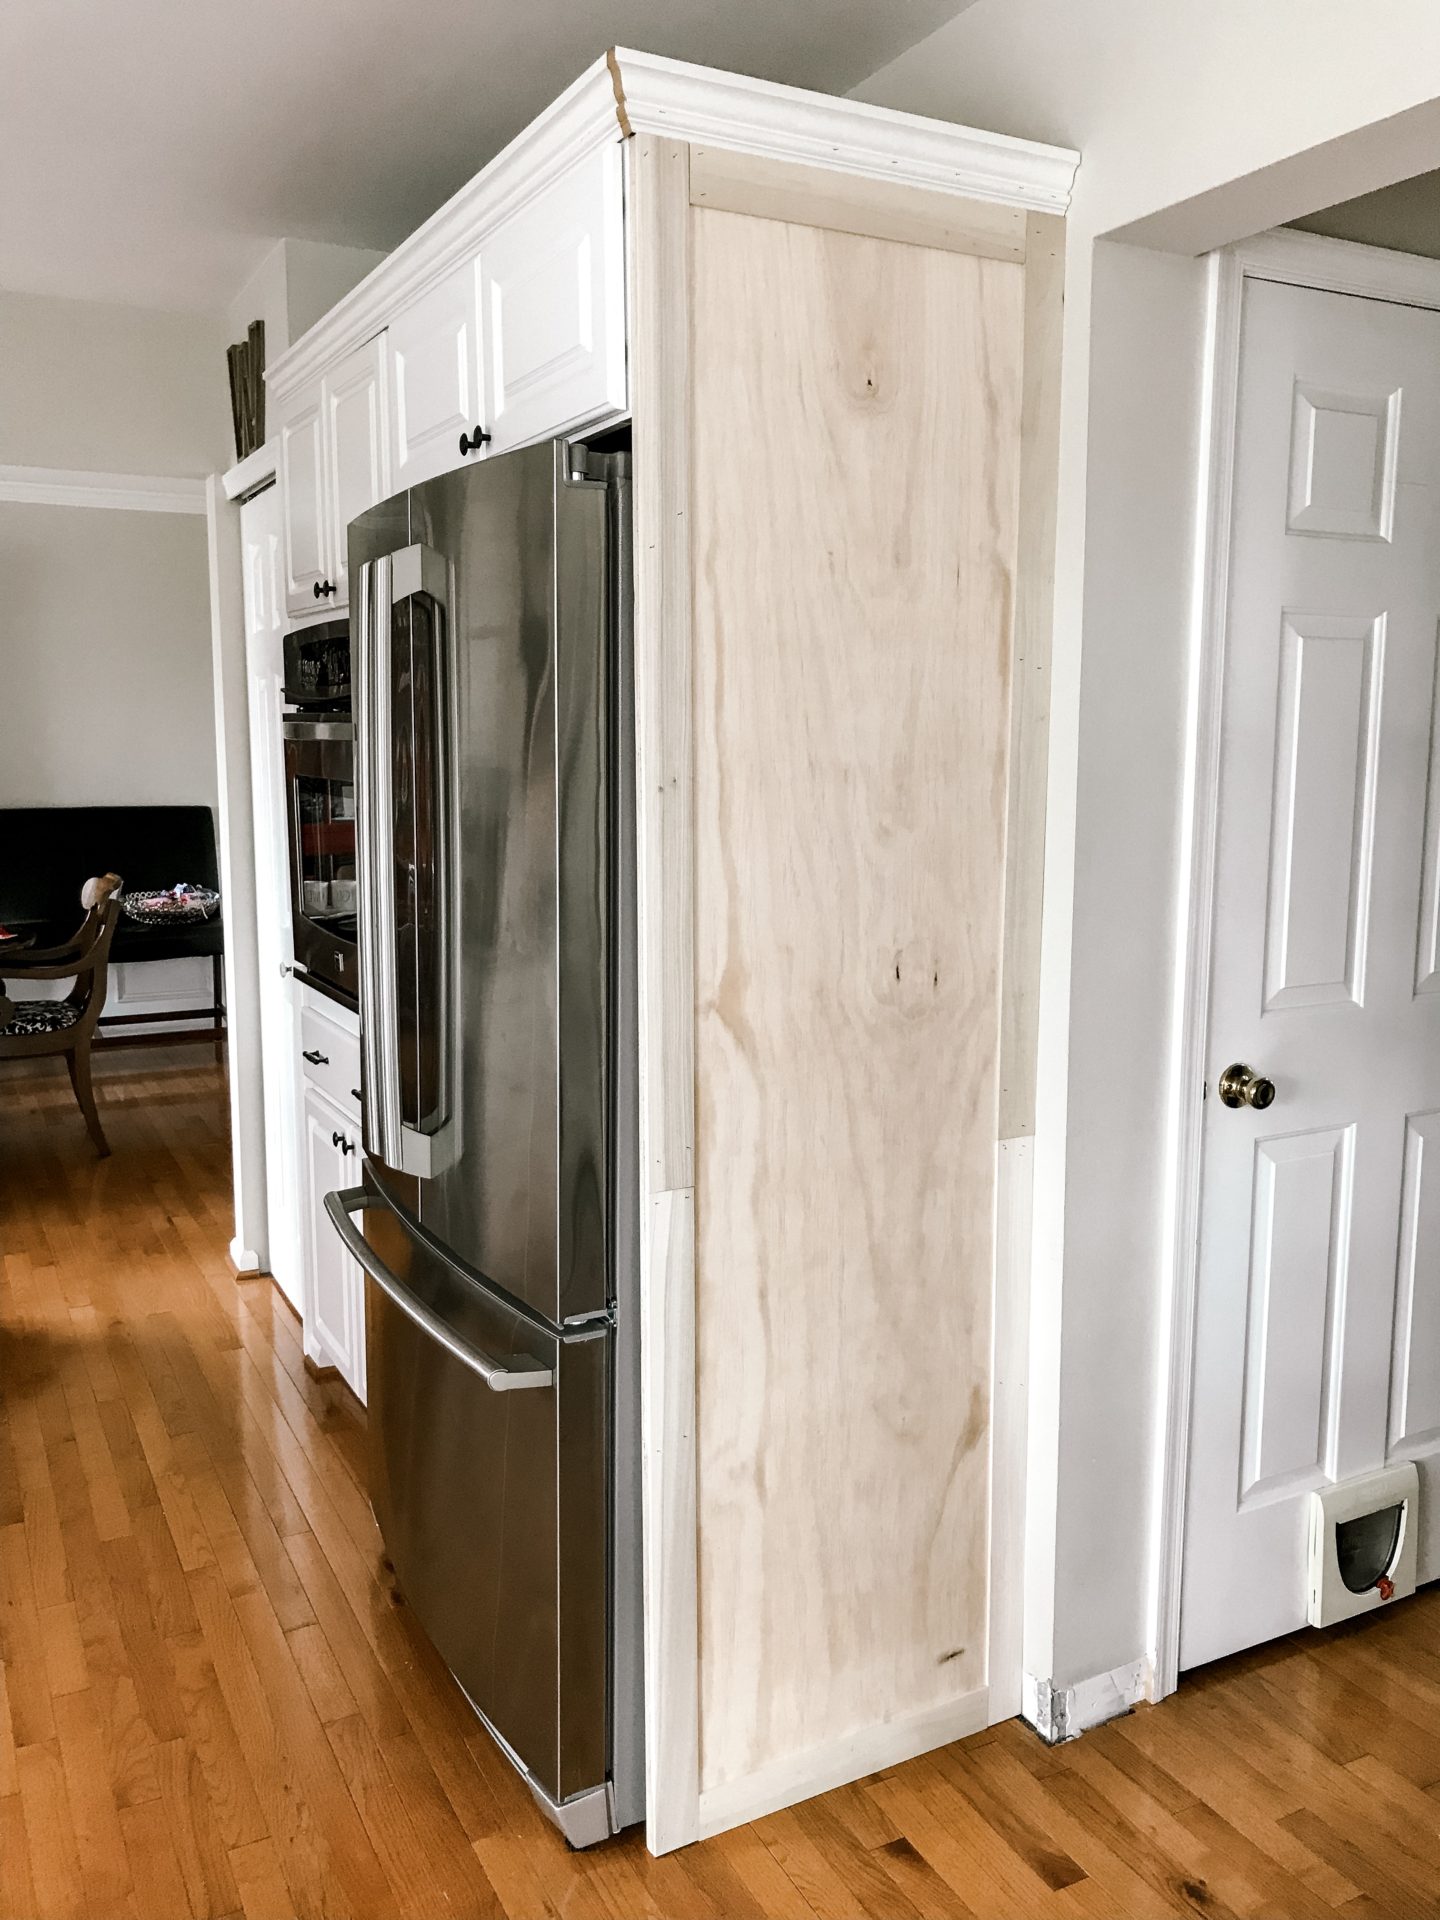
1,0,971,316
1290,170,1440,261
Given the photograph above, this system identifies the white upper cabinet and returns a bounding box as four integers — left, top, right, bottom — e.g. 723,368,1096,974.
389,261,479,491
279,395,327,614
279,334,389,619
326,334,389,602
477,143,627,456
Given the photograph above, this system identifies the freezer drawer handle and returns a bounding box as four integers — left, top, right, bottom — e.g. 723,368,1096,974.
323,1187,554,1393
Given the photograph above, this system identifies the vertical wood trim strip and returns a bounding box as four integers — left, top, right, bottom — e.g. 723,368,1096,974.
630,137,697,1198
986,1135,1034,1721
627,132,701,1854
999,211,1065,1141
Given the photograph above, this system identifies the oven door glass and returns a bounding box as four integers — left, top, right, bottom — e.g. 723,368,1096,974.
285,723,358,937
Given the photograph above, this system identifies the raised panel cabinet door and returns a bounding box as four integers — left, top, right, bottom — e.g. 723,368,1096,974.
301,1080,366,1401
388,261,479,490
324,333,390,606
476,142,627,455
280,389,329,616
1182,278,1440,1671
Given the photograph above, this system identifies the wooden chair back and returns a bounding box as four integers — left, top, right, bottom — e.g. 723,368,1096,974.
0,874,124,1048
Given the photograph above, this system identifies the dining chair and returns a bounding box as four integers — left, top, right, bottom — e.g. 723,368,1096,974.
0,872,125,1155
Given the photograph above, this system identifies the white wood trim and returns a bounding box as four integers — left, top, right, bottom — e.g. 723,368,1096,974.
613,48,1077,212
206,477,271,1291
1152,227,1440,1702
0,464,206,514
222,438,278,502
1022,1658,1147,1743
988,1137,1033,1723
1240,226,1440,308
267,51,1078,410
695,1685,989,1841
628,135,700,1858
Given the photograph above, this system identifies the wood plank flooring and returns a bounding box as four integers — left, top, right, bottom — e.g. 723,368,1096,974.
4,1045,1440,1918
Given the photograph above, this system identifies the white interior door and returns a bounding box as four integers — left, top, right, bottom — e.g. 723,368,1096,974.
1182,274,1440,1669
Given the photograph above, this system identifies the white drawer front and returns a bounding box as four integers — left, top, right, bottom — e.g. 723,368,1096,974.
298,999,361,1118
477,143,627,456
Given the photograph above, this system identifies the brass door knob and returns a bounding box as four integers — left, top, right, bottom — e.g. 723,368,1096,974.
1218,1063,1276,1110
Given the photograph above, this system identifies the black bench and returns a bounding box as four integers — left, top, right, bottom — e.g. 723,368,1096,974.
0,805,224,1051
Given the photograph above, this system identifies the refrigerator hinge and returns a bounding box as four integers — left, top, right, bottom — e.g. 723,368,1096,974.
562,1305,614,1332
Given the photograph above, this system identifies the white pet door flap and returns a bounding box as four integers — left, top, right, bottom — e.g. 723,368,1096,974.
1307,1462,1419,1629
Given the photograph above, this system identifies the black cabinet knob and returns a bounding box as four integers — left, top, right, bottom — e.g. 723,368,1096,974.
313,579,336,599
458,426,492,456
331,1130,355,1155
302,1048,329,1066
313,581,323,599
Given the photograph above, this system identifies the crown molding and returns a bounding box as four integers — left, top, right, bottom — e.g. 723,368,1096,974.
611,48,1078,213
0,464,206,514
267,48,1078,410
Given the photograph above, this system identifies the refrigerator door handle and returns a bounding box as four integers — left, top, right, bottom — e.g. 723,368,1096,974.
325,1188,554,1392
355,552,403,1169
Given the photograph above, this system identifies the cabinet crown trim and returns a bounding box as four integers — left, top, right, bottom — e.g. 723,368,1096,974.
611,47,1078,214
268,50,1077,411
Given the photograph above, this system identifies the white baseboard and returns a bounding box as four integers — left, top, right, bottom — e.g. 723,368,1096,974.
695,1685,989,1841
1022,1658,1147,1745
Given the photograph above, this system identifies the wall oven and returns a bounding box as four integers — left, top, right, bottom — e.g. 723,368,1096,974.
284,716,358,1004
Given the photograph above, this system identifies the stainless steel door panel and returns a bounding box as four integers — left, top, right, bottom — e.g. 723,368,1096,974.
386,441,611,1326
359,1187,609,1805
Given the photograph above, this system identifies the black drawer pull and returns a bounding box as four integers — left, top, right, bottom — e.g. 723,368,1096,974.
302,1048,329,1065
331,1130,355,1155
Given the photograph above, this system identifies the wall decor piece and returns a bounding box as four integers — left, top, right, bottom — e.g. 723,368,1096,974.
226,320,266,460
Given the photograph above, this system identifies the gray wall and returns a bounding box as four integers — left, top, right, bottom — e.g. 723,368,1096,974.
0,289,224,818
0,501,216,812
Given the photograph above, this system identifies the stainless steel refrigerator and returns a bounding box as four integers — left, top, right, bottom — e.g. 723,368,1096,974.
324,438,642,1847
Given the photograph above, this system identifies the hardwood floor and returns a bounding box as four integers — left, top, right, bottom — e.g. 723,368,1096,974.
4,1046,1440,1918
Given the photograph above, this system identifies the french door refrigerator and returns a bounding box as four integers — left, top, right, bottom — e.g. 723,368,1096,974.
324,438,642,1847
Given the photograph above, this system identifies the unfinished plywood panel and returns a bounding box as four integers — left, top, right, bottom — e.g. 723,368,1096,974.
688,146,1029,261
690,207,1024,1797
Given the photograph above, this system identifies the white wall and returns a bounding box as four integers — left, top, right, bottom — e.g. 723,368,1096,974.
223,238,386,429
0,503,215,811
0,289,229,476
857,0,1440,1694
0,289,227,811
0,290,223,1034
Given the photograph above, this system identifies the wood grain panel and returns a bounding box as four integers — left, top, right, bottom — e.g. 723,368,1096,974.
689,206,1023,1795
689,146,1029,261
1000,209,1065,1141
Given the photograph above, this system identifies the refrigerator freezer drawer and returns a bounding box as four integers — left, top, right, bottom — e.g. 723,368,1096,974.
354,1186,611,1820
